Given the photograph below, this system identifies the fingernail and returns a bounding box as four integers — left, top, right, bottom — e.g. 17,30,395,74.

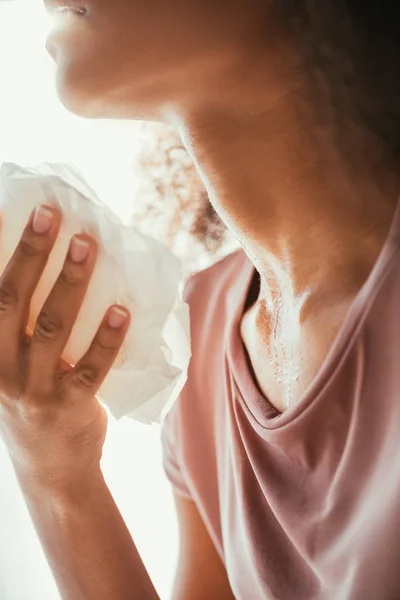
69,236,90,263
108,307,128,329
32,206,53,234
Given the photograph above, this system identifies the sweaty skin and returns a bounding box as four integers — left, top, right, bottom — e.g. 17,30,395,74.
46,0,398,412
0,2,398,599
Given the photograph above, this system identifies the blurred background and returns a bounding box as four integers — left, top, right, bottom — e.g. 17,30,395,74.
0,1,236,599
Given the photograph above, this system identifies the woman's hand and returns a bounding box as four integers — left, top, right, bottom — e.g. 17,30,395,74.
0,205,130,492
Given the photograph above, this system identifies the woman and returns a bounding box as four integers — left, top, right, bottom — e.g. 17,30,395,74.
1,1,400,598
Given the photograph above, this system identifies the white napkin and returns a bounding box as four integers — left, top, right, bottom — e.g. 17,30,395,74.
0,162,191,424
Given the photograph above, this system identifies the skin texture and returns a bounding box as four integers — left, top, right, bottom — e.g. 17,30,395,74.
45,0,400,411
172,495,234,600
0,1,399,598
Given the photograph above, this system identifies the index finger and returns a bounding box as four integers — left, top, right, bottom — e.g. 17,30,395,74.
0,206,61,363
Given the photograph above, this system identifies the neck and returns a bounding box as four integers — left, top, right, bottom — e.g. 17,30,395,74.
171,72,399,322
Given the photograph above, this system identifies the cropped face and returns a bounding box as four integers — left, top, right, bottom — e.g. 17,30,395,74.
45,0,260,119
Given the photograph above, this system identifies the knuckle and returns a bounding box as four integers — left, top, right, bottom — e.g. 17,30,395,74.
96,335,118,353
17,398,57,428
35,312,64,339
74,365,100,388
0,389,51,426
18,239,41,259
0,376,20,403
60,268,85,287
0,284,19,313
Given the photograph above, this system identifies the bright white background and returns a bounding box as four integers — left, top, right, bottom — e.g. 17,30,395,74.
0,2,179,598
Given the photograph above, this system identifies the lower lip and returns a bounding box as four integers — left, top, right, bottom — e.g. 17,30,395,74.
55,7,86,15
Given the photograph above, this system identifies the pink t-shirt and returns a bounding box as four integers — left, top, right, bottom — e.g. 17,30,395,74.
162,200,400,600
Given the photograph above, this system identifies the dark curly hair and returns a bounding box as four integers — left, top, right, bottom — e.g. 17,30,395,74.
276,0,400,171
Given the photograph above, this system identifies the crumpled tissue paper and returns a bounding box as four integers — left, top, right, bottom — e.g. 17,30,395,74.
0,162,191,424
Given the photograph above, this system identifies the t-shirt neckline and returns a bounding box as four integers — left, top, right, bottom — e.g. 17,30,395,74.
227,198,400,431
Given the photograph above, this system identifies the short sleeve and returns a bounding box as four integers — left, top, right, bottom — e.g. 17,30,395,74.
161,405,192,500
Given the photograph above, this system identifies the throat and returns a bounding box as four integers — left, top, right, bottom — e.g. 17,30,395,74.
240,298,305,412
240,286,353,414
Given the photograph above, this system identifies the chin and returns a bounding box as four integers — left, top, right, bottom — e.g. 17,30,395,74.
54,59,167,123
55,68,108,119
